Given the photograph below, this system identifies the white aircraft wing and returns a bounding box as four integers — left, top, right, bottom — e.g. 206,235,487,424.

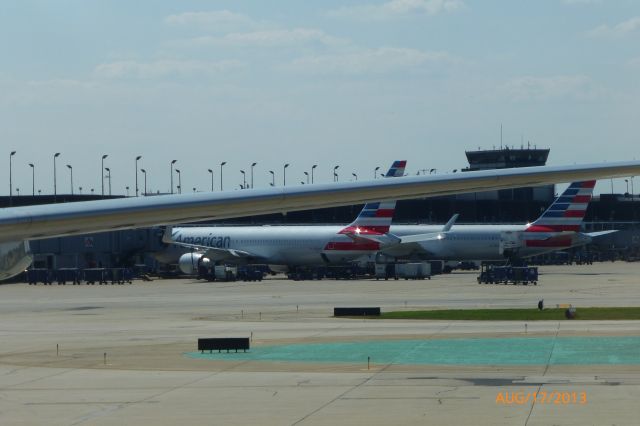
1,160,639,243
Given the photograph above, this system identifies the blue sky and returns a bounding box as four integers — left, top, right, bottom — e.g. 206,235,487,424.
1,0,639,195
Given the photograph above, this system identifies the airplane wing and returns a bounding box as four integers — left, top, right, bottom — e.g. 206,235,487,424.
1,160,639,243
396,214,459,244
585,230,618,238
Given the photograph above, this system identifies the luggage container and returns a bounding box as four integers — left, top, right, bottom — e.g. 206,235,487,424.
396,262,431,280
215,265,237,282
56,268,81,285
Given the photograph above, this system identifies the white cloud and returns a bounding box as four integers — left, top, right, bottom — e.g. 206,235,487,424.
328,0,466,21
288,47,458,75
164,10,256,29
588,16,640,38
94,59,243,79
170,28,347,48
500,75,603,101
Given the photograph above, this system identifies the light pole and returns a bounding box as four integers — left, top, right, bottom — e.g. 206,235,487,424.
304,171,309,184
220,161,226,191
352,173,357,181
311,164,317,184
625,179,629,195
135,155,142,197
53,152,60,202
170,160,177,194
175,169,182,194
141,169,147,195
283,163,289,186
28,163,35,196
430,168,436,174
126,186,129,197
9,151,16,206
66,164,73,195
101,154,108,197
333,165,339,182
269,170,275,186
374,166,380,179
208,169,214,191
240,170,246,189
104,167,111,196
251,162,257,188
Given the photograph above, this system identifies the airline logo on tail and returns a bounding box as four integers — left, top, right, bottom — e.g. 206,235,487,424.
338,160,406,236
526,180,595,233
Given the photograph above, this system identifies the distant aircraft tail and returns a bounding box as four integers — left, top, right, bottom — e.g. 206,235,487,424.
338,160,406,236
527,180,595,233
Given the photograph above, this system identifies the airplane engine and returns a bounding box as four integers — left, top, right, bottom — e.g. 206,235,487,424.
178,252,209,275
0,240,33,281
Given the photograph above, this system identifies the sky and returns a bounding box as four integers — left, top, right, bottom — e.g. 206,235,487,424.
1,0,639,196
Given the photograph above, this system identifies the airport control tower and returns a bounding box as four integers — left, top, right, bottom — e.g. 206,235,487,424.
463,147,550,171
457,146,554,202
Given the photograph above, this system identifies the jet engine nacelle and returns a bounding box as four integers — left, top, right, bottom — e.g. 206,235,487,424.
178,252,210,275
0,240,33,281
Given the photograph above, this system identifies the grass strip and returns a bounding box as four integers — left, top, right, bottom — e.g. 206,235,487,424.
379,307,640,321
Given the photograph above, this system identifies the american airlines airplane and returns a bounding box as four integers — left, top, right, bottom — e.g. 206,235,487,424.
167,178,611,273
2,160,640,280
165,161,409,273
382,180,611,262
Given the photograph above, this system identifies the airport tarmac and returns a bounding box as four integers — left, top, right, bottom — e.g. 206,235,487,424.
1,262,640,425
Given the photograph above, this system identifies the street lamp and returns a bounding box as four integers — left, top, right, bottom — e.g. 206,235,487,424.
135,155,142,197
101,154,108,197
374,166,380,179
304,171,309,184
208,169,214,191
104,167,111,196
126,186,129,197
625,179,629,195
269,170,275,187
9,151,16,206
333,165,339,182
251,162,257,188
170,159,177,194
53,152,60,202
430,168,436,174
141,168,147,196
220,161,226,191
240,170,246,189
311,164,317,184
175,169,182,194
28,163,35,196
283,163,290,186
66,164,74,195
352,173,357,181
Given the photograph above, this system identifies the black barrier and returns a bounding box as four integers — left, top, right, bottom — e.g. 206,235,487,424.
334,307,381,317
198,338,250,353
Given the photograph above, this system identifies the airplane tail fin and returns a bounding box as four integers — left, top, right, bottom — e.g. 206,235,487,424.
339,160,406,236
527,180,595,232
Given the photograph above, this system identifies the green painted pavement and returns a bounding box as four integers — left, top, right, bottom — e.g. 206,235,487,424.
186,336,640,365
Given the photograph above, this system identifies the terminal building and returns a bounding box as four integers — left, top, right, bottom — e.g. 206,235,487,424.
2,147,639,273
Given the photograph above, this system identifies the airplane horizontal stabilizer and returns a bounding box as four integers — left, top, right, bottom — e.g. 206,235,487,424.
585,230,618,238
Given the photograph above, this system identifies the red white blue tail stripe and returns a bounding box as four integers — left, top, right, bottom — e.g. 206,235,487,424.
337,160,406,237
526,180,595,233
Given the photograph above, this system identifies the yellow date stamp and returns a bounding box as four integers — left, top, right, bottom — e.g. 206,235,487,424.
496,391,587,405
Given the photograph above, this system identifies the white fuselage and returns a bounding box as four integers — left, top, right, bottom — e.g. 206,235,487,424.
167,223,584,266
